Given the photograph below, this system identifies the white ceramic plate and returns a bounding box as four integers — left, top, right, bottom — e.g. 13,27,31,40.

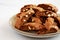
9,14,60,38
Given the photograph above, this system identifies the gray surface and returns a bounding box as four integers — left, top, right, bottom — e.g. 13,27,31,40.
0,0,60,40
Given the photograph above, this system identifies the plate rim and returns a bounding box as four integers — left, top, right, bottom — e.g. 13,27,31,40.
9,14,60,38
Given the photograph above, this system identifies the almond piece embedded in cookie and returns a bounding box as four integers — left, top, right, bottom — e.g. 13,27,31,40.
32,17,42,24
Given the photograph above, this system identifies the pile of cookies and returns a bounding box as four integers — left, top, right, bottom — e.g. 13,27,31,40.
15,4,60,34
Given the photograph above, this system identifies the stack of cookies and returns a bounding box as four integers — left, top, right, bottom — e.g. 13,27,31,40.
15,4,60,34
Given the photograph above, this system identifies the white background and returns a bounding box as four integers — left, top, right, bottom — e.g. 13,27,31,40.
0,0,60,40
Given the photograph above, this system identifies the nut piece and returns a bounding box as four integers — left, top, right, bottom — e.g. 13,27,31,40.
32,17,42,24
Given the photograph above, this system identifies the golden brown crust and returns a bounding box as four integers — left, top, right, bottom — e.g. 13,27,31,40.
44,17,59,32
37,4,58,13
20,23,43,31
15,4,59,34
35,11,57,18
21,4,45,12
